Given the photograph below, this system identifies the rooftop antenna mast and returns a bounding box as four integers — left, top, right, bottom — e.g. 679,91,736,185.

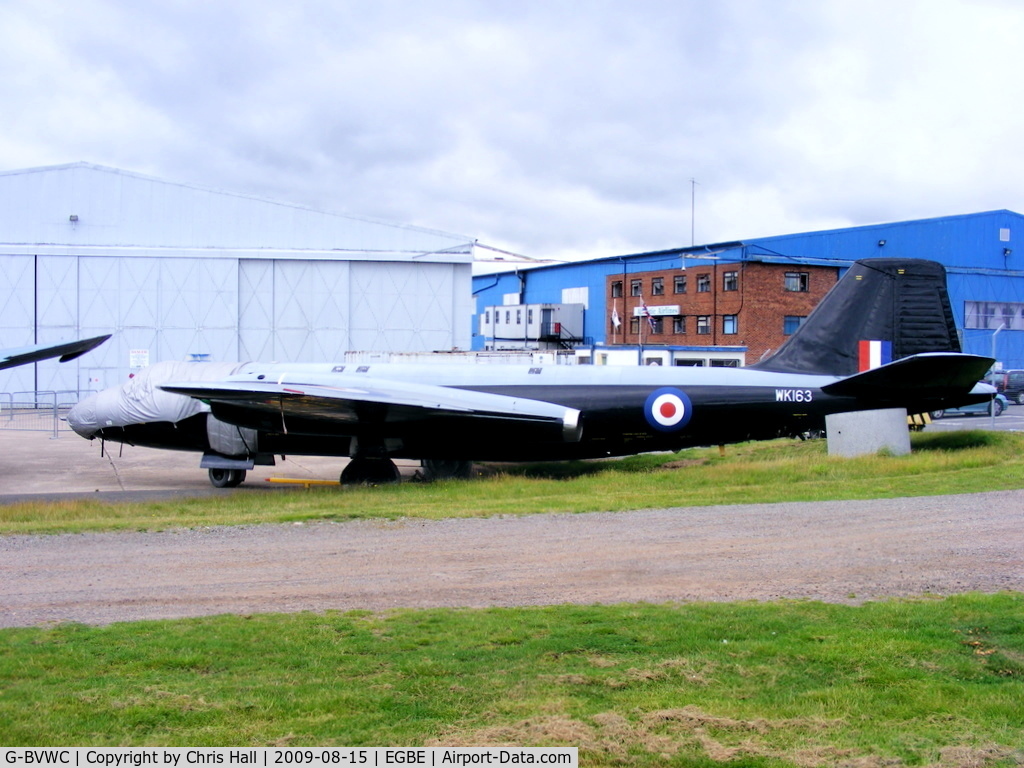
690,178,699,247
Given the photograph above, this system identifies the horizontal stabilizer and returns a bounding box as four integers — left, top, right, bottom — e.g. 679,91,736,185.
821,353,993,399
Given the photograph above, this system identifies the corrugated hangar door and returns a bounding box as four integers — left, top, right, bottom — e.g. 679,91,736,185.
238,259,353,362
35,256,81,392
238,259,274,361
158,257,238,363
349,262,457,351
79,255,238,372
79,255,158,388
238,259,460,361
0,255,37,392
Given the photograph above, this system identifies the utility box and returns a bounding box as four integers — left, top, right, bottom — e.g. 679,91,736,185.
826,409,911,457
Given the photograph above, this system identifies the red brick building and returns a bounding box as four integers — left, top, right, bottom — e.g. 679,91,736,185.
606,261,839,364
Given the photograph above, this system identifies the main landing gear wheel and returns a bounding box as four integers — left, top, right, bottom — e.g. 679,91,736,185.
421,459,474,482
208,468,246,488
340,456,401,485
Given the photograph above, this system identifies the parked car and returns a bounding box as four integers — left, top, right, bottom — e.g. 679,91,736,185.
985,369,1024,405
931,392,1009,419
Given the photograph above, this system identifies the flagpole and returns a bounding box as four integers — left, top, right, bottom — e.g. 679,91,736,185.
639,294,644,349
637,293,644,361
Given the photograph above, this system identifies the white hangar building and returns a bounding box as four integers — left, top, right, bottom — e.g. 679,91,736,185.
0,162,476,394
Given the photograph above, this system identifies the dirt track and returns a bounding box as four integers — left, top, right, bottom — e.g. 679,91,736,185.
3,489,1023,627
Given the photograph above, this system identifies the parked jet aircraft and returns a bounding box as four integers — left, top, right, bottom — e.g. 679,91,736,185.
67,259,993,486
1,334,110,371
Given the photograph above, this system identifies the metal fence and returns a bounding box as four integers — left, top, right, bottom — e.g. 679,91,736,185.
0,391,92,437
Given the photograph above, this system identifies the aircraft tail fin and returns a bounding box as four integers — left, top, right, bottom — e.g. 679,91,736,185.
750,258,961,376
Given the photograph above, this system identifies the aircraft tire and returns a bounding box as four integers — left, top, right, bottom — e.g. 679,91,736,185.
421,459,474,482
341,457,401,485
209,468,246,488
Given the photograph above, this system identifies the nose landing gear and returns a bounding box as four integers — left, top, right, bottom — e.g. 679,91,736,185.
208,467,247,488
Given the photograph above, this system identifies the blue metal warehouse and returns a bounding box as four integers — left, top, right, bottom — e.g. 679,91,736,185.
472,210,1024,370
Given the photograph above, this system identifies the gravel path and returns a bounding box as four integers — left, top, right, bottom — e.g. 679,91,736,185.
2,490,1022,627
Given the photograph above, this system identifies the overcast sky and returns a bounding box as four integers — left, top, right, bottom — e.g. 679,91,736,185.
4,0,1023,264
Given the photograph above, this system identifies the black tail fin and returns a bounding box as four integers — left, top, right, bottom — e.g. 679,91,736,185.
750,258,960,376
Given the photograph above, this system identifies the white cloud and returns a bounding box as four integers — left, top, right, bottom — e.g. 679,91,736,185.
4,0,1024,260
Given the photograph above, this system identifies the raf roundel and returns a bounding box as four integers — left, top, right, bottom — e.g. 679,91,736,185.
644,387,693,432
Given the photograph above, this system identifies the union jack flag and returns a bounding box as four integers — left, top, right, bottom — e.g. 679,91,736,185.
639,298,656,332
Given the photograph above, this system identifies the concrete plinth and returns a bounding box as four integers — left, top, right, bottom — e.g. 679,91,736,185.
826,408,911,457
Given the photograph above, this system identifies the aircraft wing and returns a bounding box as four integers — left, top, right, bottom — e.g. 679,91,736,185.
0,334,111,371
821,352,993,399
161,377,583,441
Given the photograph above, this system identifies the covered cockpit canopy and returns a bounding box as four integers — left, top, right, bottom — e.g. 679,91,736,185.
67,361,244,439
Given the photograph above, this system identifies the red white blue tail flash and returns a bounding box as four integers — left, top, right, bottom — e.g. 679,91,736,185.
644,388,693,432
858,340,892,371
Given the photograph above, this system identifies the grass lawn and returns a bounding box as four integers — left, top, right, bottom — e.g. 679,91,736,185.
1,431,1023,535
1,595,1022,764
3,432,1023,763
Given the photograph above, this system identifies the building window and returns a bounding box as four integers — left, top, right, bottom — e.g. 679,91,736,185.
785,272,809,292
651,277,664,296
630,279,642,297
697,274,711,292
723,315,737,334
710,359,740,368
611,280,623,298
723,271,738,291
697,315,710,335
673,316,686,334
516,309,522,324
527,309,534,324
967,302,996,329
783,315,806,335
485,310,490,324
630,317,640,334
965,301,1024,330
650,317,663,334
505,310,511,324
674,274,687,293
